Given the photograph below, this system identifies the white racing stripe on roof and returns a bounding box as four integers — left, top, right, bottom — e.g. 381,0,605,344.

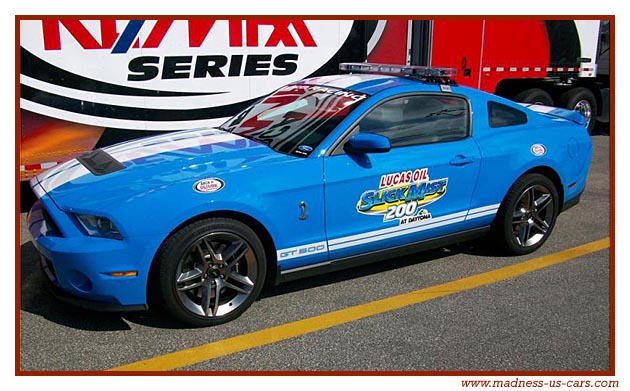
302,74,393,89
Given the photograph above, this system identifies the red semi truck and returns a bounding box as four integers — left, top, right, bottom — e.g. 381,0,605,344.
19,18,610,181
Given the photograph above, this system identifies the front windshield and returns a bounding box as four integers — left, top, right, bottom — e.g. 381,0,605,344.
220,84,369,157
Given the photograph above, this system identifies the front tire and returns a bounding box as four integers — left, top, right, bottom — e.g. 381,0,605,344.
154,218,267,327
494,174,559,255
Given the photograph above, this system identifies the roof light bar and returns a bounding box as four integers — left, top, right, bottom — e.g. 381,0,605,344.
339,62,457,78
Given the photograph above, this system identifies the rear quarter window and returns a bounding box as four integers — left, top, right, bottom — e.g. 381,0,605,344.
488,101,528,128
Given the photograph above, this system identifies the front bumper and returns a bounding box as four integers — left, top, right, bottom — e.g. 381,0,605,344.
46,271,148,312
27,196,161,309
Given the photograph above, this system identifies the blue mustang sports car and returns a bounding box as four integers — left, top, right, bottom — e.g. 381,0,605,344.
28,63,592,326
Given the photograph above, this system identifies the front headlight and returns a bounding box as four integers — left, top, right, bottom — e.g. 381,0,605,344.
74,214,122,240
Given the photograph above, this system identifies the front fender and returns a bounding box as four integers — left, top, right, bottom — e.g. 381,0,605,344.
159,200,283,250
110,156,327,264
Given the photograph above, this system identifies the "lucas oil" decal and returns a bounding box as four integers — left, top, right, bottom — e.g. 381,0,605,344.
356,168,448,225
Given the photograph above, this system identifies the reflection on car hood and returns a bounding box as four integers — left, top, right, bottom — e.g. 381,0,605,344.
34,128,285,211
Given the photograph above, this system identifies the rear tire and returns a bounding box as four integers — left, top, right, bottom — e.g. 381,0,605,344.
494,174,559,255
513,88,554,106
559,87,598,134
153,218,266,327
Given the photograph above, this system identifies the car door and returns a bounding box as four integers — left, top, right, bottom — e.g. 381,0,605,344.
323,93,482,259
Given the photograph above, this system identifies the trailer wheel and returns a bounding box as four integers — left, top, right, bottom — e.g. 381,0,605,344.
559,87,598,134
513,88,554,106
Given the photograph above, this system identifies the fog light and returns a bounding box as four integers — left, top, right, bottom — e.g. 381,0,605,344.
68,270,93,292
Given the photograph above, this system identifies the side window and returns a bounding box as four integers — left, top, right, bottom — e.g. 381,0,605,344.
356,95,469,148
488,101,528,128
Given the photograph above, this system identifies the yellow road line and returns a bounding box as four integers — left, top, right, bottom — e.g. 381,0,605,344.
110,237,610,371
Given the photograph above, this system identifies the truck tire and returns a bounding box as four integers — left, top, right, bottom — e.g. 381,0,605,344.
513,88,554,106
559,87,598,134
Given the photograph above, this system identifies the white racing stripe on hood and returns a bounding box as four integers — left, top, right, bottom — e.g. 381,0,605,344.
38,128,243,193
37,159,89,194
106,128,242,163
37,156,81,182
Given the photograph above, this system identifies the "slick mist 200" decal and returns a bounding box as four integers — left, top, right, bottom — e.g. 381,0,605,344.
356,168,448,225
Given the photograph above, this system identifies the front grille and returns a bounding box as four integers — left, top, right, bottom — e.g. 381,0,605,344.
39,255,58,283
30,200,62,237
41,205,62,237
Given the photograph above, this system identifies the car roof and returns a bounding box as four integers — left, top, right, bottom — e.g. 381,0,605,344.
295,73,430,95
296,73,520,109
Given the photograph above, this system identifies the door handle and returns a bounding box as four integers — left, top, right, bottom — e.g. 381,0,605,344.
449,155,475,166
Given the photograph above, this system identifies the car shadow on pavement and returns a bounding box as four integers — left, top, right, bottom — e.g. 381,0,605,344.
20,242,133,331
260,239,500,299
19,241,188,331
19,238,501,331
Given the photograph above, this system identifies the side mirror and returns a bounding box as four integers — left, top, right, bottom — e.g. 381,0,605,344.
344,133,391,154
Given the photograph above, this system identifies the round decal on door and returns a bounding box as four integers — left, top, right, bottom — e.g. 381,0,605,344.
193,178,225,193
530,144,547,156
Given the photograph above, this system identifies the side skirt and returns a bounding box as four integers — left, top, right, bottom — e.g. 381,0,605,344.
277,226,490,284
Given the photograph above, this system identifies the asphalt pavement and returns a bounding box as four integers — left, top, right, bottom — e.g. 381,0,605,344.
18,134,611,372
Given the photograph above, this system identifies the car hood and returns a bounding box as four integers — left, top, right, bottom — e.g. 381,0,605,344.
34,128,285,212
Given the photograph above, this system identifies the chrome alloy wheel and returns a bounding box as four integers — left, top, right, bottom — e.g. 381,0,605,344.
175,232,258,317
512,184,555,247
574,99,593,130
